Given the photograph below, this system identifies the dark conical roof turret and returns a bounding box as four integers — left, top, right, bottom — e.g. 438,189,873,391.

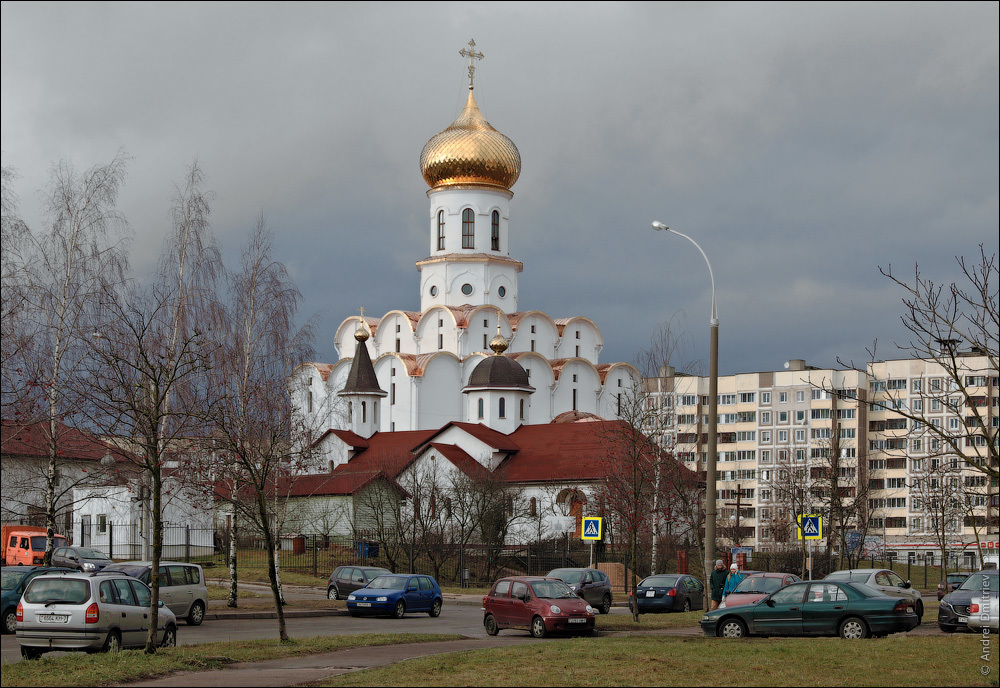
338,323,387,397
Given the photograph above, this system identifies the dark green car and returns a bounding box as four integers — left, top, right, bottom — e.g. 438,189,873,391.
700,580,919,639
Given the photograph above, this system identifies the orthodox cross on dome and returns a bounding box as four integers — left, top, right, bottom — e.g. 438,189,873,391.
459,39,484,90
355,306,369,340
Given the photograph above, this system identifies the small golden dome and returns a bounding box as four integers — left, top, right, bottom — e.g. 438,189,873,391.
354,323,370,342
420,89,521,191
489,330,509,355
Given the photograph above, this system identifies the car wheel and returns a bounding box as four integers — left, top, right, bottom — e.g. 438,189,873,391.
838,616,870,640
3,608,16,634
20,646,44,660
600,594,612,615
531,615,547,638
328,586,340,601
103,630,122,653
484,614,500,636
719,618,747,638
186,600,205,626
393,600,406,619
428,598,442,618
939,624,956,633
160,624,177,648
915,599,923,622
682,598,692,613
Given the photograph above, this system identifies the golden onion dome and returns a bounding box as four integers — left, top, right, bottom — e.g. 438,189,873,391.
420,89,521,191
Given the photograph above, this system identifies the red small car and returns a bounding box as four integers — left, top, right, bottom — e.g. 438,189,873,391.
483,576,596,638
719,572,801,609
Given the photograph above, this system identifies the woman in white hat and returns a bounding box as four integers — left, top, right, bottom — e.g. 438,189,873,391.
723,562,744,599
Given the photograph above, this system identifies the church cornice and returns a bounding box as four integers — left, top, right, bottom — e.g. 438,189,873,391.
416,253,523,273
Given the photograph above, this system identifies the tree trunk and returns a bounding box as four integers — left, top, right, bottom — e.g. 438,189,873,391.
228,512,239,608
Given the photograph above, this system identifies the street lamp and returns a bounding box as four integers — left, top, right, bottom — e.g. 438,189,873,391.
651,221,719,601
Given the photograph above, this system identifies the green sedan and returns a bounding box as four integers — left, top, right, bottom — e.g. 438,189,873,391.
700,580,920,639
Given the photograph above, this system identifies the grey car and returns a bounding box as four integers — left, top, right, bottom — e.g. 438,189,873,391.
51,546,113,572
16,570,177,659
544,568,613,614
102,561,208,626
824,568,923,620
327,565,392,600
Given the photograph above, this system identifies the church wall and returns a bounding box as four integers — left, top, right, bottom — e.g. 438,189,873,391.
374,312,416,356
427,187,512,257
416,306,460,354
415,354,463,430
597,364,643,421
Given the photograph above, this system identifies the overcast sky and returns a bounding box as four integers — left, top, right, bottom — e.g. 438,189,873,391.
3,2,997,376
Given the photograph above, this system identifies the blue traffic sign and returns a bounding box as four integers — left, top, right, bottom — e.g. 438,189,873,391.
581,516,603,540
797,514,823,540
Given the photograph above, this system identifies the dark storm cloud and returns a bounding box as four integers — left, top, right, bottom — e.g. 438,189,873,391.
3,2,997,374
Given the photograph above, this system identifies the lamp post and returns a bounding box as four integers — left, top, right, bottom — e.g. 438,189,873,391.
651,221,719,604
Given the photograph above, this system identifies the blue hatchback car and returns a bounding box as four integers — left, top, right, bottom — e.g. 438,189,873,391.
346,573,443,618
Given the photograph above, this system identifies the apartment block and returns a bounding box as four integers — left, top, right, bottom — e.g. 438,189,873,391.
645,350,998,567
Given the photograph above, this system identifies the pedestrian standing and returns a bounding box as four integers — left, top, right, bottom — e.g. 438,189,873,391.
709,559,727,610
723,562,744,599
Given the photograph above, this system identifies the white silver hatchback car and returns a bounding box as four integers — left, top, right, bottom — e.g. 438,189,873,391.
16,570,177,659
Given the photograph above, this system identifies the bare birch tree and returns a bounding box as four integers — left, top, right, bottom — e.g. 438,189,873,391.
10,153,130,562
207,215,314,642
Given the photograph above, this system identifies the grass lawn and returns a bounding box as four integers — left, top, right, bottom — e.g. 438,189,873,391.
319,634,992,687
0,634,464,688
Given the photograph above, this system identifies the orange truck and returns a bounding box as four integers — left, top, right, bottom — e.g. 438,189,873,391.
1,525,68,566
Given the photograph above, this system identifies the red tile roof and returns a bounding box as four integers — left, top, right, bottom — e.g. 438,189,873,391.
1,420,120,462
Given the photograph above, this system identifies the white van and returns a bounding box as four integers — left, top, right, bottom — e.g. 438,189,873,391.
102,561,208,626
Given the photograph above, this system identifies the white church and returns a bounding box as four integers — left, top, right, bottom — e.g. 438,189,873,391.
284,42,676,544
293,43,640,446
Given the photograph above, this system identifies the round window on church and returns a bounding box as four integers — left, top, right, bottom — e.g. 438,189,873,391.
497,286,506,298
461,283,473,296
430,285,438,297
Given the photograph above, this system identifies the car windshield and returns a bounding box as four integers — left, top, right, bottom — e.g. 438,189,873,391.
640,575,679,588
363,568,391,580
1,570,26,590
530,580,578,599
824,571,851,579
959,573,998,591
74,549,110,560
547,569,583,584
734,576,783,594
367,575,409,590
24,578,89,604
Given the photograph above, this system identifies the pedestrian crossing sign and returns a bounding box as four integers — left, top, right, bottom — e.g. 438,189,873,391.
797,514,823,540
581,516,603,541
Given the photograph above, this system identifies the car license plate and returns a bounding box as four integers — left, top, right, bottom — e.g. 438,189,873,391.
958,617,967,624
39,614,68,623
645,590,655,597
568,618,586,623
356,602,371,607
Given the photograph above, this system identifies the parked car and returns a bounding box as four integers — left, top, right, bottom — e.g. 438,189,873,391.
938,569,1000,633
544,567,613,614
937,573,969,600
967,593,999,632
824,568,923,620
346,573,442,618
628,574,704,613
16,570,177,659
2,566,75,634
483,576,596,637
101,561,207,626
51,546,113,572
700,580,919,639
327,565,391,600
719,572,801,609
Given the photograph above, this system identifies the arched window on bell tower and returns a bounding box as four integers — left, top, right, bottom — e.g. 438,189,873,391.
437,210,445,250
462,209,475,249
491,210,500,251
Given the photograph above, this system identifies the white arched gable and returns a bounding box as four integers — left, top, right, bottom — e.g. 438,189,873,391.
510,311,559,357
552,358,603,415
333,316,378,360
415,306,461,354
555,317,603,362
463,305,509,355
374,311,416,356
